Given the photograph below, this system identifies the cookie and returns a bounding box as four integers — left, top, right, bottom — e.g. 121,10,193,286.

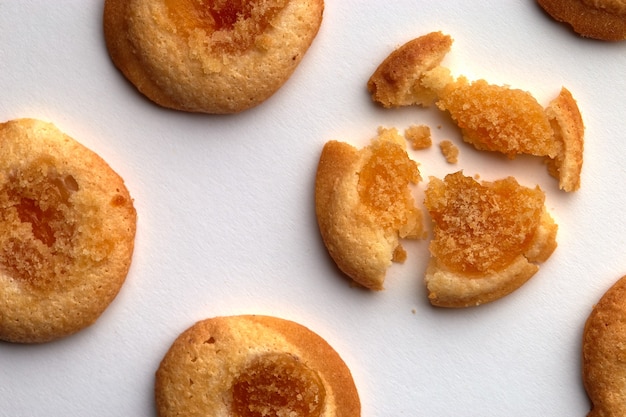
315,127,425,290
424,171,558,307
583,275,626,416
537,0,626,41
103,0,324,113
155,315,361,417
0,118,136,343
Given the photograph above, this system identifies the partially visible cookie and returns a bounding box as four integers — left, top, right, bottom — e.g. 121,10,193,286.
537,0,626,41
583,275,626,416
315,127,425,290
155,315,361,417
0,118,136,343
103,0,324,113
367,31,453,108
424,171,558,307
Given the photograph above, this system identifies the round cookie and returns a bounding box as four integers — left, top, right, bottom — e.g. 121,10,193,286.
155,315,361,417
0,118,136,343
103,0,324,114
583,275,626,416
537,0,626,41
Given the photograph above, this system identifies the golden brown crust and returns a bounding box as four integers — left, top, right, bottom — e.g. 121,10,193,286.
155,315,360,417
537,0,626,41
545,87,585,192
103,0,324,113
583,275,626,416
424,172,557,307
0,119,136,343
315,128,424,290
367,31,453,108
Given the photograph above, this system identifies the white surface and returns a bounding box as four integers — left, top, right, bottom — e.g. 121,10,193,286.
0,1,625,416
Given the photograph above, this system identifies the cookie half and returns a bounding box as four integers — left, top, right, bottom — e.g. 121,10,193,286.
155,315,361,417
315,128,425,290
583,275,626,416
103,0,324,113
0,118,136,343
424,172,558,307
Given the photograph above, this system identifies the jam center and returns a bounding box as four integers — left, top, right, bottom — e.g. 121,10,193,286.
231,352,326,417
165,0,288,51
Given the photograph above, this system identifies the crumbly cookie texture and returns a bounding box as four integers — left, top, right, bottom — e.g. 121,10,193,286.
439,140,459,164
155,315,361,417
583,275,626,417
315,127,425,290
424,171,558,307
103,0,324,113
405,124,432,150
537,0,626,41
367,31,585,191
436,77,558,159
0,118,136,343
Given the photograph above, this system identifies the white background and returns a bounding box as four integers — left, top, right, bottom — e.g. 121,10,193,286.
1,1,625,416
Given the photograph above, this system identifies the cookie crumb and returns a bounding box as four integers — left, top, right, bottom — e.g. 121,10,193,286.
439,140,459,163
405,125,432,150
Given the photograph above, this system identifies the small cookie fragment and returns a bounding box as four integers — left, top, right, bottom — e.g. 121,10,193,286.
537,0,626,41
315,127,425,290
367,31,453,108
405,124,432,150
0,118,136,343
424,171,557,307
583,275,626,416
103,0,324,113
155,315,361,417
439,140,459,164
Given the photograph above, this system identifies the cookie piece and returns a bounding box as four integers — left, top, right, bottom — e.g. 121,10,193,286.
315,127,425,290
155,315,361,417
424,171,558,307
583,275,626,416
0,118,136,343
436,77,558,159
367,31,453,108
103,0,324,113
537,0,626,41
545,87,585,192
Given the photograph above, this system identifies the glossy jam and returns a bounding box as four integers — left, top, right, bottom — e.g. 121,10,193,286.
231,352,326,417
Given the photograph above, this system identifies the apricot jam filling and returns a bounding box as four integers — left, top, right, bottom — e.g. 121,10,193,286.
231,352,326,417
358,139,420,233
164,0,288,52
425,172,544,274
0,164,79,287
